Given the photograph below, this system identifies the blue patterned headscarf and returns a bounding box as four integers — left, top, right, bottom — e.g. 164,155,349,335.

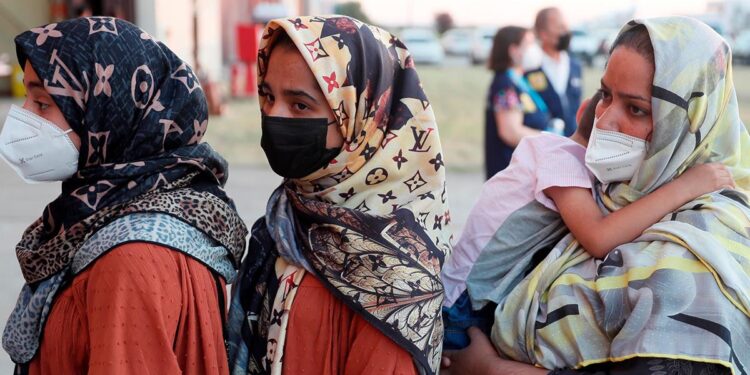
13,17,247,284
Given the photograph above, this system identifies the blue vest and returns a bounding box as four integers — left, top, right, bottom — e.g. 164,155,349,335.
524,57,582,136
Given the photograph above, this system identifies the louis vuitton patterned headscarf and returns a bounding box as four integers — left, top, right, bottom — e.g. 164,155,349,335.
260,17,452,239
228,16,452,374
12,17,247,283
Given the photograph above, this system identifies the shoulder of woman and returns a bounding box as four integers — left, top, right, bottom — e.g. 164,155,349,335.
86,242,182,284
492,73,515,90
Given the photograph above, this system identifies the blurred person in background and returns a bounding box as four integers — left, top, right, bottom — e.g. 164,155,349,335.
484,26,552,179
72,3,93,18
525,7,582,138
0,17,247,374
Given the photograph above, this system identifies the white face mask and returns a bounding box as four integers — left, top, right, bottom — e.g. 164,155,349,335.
584,120,648,184
521,42,544,71
0,105,79,183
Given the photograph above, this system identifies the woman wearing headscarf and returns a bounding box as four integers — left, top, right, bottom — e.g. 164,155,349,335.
442,16,750,375
226,16,452,375
1,17,248,374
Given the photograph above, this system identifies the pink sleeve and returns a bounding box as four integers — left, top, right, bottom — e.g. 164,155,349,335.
533,141,593,212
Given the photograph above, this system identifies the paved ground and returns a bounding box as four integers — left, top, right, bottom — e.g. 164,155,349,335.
0,99,484,371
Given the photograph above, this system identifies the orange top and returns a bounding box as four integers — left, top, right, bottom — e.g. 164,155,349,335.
282,273,418,375
27,242,229,375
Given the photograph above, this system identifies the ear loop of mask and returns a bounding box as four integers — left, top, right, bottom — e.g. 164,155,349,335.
325,118,342,151
52,127,79,153
56,129,74,136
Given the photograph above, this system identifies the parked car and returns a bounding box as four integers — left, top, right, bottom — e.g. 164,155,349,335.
569,29,600,66
733,30,750,64
441,28,474,56
400,28,445,65
470,27,496,65
569,28,620,66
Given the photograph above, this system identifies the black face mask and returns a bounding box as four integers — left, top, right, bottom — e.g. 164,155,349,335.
260,115,341,179
556,32,572,51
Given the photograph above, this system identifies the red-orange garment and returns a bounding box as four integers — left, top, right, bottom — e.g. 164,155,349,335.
27,242,229,375
282,273,418,375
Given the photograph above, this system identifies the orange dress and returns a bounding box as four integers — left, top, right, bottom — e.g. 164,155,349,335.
282,273,418,374
27,242,229,375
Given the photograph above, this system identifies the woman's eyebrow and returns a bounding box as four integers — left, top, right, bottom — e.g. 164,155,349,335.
621,92,650,103
599,79,610,91
24,80,45,90
261,81,319,104
283,89,318,104
600,79,650,104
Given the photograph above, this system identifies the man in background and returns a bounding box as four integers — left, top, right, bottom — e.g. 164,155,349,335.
525,7,582,136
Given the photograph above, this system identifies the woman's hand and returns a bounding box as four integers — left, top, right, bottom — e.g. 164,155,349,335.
441,327,500,375
677,163,735,198
441,327,548,375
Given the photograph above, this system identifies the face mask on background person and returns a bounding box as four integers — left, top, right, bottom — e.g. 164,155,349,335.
261,115,341,179
556,32,572,51
585,119,648,184
0,105,79,183
521,42,544,71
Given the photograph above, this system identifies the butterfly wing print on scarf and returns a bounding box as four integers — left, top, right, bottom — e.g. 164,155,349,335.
289,192,445,366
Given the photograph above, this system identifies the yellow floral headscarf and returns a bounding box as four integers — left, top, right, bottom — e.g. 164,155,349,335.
604,16,750,209
489,17,750,373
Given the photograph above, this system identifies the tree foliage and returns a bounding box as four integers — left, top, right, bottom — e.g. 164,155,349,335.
435,12,454,35
334,2,372,24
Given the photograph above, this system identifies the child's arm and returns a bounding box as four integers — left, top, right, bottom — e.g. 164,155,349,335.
545,163,735,258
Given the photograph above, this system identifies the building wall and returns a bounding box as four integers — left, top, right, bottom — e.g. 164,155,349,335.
220,0,338,66
0,0,51,64
136,0,222,80
136,0,194,67
220,0,250,63
196,0,222,79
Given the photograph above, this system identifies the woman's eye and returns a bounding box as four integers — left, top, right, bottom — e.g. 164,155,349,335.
294,103,309,111
259,90,273,101
630,106,648,116
599,89,612,101
36,101,50,111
